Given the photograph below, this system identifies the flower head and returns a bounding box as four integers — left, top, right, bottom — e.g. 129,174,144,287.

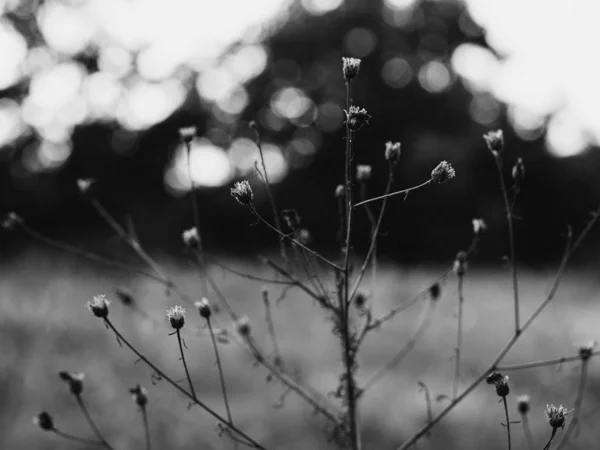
486,372,509,397
385,141,401,163
335,184,344,198
33,412,54,431
236,316,251,337
230,180,253,205
483,129,504,155
182,227,200,249
579,340,597,361
178,126,197,144
166,305,186,330
342,57,361,81
356,165,372,182
472,218,487,235
194,297,211,319
86,294,110,318
431,161,455,184
76,178,95,196
1,212,23,230
512,157,525,184
517,395,531,415
344,106,371,132
545,404,574,429
58,371,85,395
453,250,468,277
129,384,148,408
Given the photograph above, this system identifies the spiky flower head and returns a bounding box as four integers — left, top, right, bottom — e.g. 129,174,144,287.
58,371,85,395
33,412,54,431
182,227,200,249
545,404,574,429
344,105,371,132
166,305,186,330
431,161,455,183
194,297,211,319
512,157,525,183
356,165,372,182
483,129,504,155
178,126,197,144
76,178,95,196
486,372,509,397
335,184,344,198
472,218,487,235
1,211,23,230
86,294,110,318
129,384,149,408
230,180,253,205
385,141,401,163
236,316,251,338
579,340,597,361
517,395,531,415
342,57,361,81
453,250,468,277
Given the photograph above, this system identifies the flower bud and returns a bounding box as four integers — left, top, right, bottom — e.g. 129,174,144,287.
86,294,110,318
33,412,54,431
517,395,530,415
431,161,455,184
59,371,85,395
356,165,372,182
230,180,253,205
194,297,211,319
429,282,441,300
178,126,197,144
545,404,573,429
486,372,509,397
182,227,200,249
129,384,149,408
483,129,504,155
385,141,401,163
354,292,368,310
472,218,487,235
342,57,361,81
344,106,371,132
579,340,597,361
166,305,186,330
453,251,468,277
76,178,95,196
236,316,251,337
335,185,344,198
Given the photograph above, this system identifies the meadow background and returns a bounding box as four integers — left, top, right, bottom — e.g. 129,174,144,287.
1,0,600,448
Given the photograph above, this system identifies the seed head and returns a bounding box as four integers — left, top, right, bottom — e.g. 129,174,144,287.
579,340,597,361
517,395,531,415
76,178,95,196
129,384,149,408
454,251,468,277
429,282,441,300
545,404,574,429
356,165,372,182
86,294,110,318
486,372,509,397
182,227,200,249
58,371,85,395
33,412,54,431
230,180,253,205
335,185,344,198
178,126,197,144
512,158,525,184
354,292,368,310
1,211,23,230
385,141,401,163
194,297,211,319
344,106,371,132
483,129,504,155
472,218,487,235
342,57,361,81
166,305,186,330
431,161,456,184
236,316,251,337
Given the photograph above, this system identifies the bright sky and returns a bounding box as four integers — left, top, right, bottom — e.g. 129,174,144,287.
0,0,599,188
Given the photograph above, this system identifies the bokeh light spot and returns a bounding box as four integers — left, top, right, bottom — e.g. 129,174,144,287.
344,27,378,58
381,57,413,89
418,60,451,93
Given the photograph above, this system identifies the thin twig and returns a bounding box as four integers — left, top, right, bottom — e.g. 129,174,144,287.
453,272,465,400
496,353,599,372
556,359,589,449
502,396,512,450
175,329,197,401
417,381,433,426
542,428,557,450
208,257,294,285
262,291,283,366
359,180,378,291
75,395,115,450
52,429,105,446
207,318,234,425
352,179,432,208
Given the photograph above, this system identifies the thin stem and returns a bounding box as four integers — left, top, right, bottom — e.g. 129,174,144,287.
542,428,557,450
521,414,535,450
453,273,465,399
52,429,104,446
248,205,342,271
102,319,266,449
502,396,512,450
556,359,589,449
263,292,283,366
208,257,295,285
207,318,234,425
352,179,432,208
496,352,599,371
359,181,378,290
141,407,151,450
494,155,520,333
175,329,197,401
417,382,433,426
75,395,115,450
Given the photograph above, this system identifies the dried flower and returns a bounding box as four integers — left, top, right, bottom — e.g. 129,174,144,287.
385,141,401,163
33,412,54,431
59,371,85,395
486,372,509,397
166,305,186,330
182,227,200,249
129,384,148,408
512,157,525,184
579,340,597,361
230,180,253,205
342,57,361,81
335,185,344,198
429,282,441,300
76,178,95,195
236,316,251,337
454,251,468,277
115,286,134,306
472,218,487,235
431,161,455,183
195,297,211,319
483,129,504,155
178,126,197,144
86,294,110,318
356,165,372,182
344,105,371,132
545,404,574,429
1,211,23,230
517,395,531,415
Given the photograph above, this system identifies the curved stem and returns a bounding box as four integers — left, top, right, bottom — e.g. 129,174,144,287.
207,318,234,425
502,396,512,450
542,428,557,450
453,273,465,399
353,179,432,208
52,428,105,446
175,329,197,401
521,414,535,450
141,407,151,450
75,395,115,450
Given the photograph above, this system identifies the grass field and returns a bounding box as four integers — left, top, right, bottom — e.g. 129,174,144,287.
1,248,598,449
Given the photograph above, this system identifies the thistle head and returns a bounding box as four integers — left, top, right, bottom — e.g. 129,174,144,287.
194,297,212,319
182,227,200,249
579,340,597,361
356,165,372,182
129,384,149,408
517,395,531,415
385,141,401,164
86,294,110,318
342,57,361,81
230,180,253,205
431,161,455,184
236,316,251,338
545,404,574,429
483,129,504,155
344,106,371,132
166,305,186,330
1,211,23,230
178,126,197,144
33,412,54,431
486,372,509,397
58,371,85,395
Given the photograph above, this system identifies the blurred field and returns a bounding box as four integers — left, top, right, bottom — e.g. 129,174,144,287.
1,248,599,450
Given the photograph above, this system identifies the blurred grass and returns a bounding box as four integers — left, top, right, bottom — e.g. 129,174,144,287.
1,249,599,449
